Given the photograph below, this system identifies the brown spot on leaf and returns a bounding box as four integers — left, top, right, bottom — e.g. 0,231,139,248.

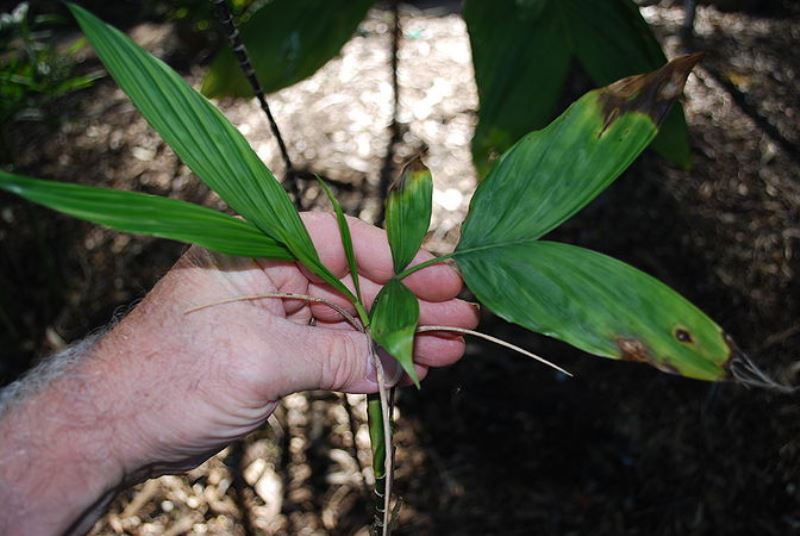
616,336,679,375
598,53,704,135
616,337,652,363
675,327,693,343
390,151,429,193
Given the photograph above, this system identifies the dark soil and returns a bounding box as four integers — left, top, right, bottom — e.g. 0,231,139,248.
1,1,798,535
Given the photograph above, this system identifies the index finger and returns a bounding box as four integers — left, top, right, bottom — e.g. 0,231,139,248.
300,212,463,302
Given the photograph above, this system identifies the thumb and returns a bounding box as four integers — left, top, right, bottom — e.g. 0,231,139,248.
282,323,403,395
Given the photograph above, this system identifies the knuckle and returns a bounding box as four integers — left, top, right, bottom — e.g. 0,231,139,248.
319,334,365,390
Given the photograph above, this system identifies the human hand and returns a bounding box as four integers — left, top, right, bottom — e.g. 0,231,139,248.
99,211,478,477
0,212,478,535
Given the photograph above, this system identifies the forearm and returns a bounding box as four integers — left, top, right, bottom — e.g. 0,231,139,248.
0,333,126,536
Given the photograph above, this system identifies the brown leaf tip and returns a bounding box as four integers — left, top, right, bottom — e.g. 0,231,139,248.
598,53,704,135
390,151,430,193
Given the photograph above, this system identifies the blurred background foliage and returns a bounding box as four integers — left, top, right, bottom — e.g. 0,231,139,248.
0,3,100,137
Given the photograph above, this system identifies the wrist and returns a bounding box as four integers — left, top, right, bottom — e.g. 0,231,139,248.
0,335,127,535
89,270,284,476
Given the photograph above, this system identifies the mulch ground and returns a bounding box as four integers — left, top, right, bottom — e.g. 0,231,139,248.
1,1,798,534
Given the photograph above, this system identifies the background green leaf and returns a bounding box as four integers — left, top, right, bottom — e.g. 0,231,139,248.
202,0,374,98
69,4,353,301
455,241,734,381
385,158,433,273
369,279,420,387
464,0,691,176
464,0,570,178
0,171,292,259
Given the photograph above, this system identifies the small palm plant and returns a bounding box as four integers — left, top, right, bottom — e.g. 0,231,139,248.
0,5,787,534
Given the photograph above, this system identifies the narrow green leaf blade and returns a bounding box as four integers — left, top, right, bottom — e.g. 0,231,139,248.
0,171,292,259
370,279,420,387
68,4,352,299
318,177,362,304
458,55,701,251
464,0,569,178
456,241,736,381
202,0,374,98
385,158,433,273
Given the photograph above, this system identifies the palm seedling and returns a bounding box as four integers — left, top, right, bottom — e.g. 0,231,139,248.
0,5,791,534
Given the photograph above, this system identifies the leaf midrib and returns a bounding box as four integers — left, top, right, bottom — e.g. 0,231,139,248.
455,238,543,257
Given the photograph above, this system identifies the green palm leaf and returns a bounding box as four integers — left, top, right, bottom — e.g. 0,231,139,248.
385,158,433,273
68,4,353,301
455,56,746,382
456,241,734,381
0,171,291,259
318,177,368,323
370,279,420,387
459,55,701,250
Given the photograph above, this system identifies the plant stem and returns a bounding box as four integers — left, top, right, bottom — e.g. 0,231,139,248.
369,338,394,536
355,301,370,329
210,0,300,204
367,393,386,533
394,253,454,280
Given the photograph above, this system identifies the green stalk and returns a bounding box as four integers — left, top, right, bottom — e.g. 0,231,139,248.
355,301,370,329
367,393,386,532
393,252,454,281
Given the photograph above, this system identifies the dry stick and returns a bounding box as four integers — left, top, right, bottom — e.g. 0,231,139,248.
375,0,402,224
417,326,573,377
210,0,301,206
692,65,800,169
682,0,697,40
